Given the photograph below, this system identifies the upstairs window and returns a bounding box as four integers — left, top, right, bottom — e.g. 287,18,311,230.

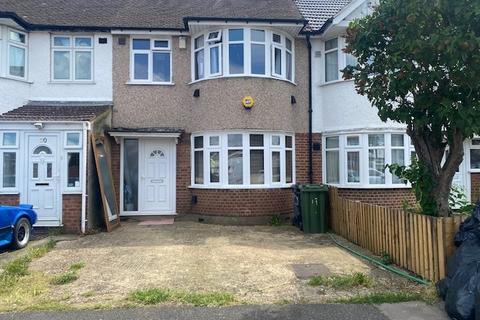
131,38,172,83
324,38,338,82
8,29,27,79
193,28,294,82
52,35,93,81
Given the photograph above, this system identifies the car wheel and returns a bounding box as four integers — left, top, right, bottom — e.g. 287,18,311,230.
12,218,31,250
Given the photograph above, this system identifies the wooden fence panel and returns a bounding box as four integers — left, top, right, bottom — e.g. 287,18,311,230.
328,187,467,282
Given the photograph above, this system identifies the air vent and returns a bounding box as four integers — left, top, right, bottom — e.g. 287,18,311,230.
314,51,322,58
99,37,108,44
118,37,126,45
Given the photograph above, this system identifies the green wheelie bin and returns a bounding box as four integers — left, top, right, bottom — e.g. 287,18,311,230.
299,184,329,233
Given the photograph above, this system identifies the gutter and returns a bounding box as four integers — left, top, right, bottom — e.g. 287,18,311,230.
306,34,313,184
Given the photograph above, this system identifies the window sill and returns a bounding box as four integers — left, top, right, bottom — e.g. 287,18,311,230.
0,76,32,84
126,81,175,86
0,191,20,195
319,79,353,87
326,183,411,189
63,190,82,195
189,184,294,190
48,81,96,85
188,75,296,86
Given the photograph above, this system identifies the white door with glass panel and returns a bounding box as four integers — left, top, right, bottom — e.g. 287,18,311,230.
27,135,60,225
140,140,173,213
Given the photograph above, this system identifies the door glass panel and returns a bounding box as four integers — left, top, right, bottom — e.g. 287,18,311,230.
123,139,139,211
32,163,38,179
33,145,52,155
47,163,53,178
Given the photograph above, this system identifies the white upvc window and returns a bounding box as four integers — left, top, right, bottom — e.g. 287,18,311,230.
63,131,82,192
0,132,19,191
191,131,295,188
130,38,172,84
323,132,412,188
8,29,27,80
324,37,338,82
192,28,294,82
469,138,480,171
51,35,93,81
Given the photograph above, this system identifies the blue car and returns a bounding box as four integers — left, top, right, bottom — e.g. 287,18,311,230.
0,204,37,249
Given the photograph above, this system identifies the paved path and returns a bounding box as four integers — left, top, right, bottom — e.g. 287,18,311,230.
0,303,449,320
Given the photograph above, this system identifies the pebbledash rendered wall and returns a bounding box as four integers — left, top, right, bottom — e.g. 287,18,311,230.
110,33,321,219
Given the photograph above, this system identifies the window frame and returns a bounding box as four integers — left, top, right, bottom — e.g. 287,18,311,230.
64,131,82,149
469,138,480,172
0,131,19,192
323,132,412,188
324,37,339,83
63,132,82,193
51,35,94,82
191,28,294,83
130,37,173,84
7,28,28,80
1,131,18,148
191,131,295,189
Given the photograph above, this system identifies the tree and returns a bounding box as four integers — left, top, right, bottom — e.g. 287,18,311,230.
343,0,480,217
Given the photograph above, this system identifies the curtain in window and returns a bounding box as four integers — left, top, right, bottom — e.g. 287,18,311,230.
326,150,339,183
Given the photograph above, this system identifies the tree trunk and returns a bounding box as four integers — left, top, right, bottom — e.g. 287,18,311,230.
407,126,465,217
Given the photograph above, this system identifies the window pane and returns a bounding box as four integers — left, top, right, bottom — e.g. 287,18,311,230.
194,136,203,148
229,43,244,74
75,51,92,80
286,150,293,183
325,38,338,50
10,31,26,44
195,49,204,80
208,31,220,41
67,153,80,187
325,51,338,82
391,134,404,147
369,149,385,184
273,34,281,43
472,139,480,146
347,136,359,146
250,150,264,184
228,150,243,184
195,35,204,49
286,52,292,80
47,163,53,178
251,44,265,75
272,136,280,146
286,38,292,51
194,150,204,184
3,133,16,146
153,52,170,82
134,53,149,80
54,51,70,80
75,37,92,47
369,134,385,147
9,46,25,78
285,136,293,148
229,29,243,41
347,151,360,183
54,36,70,46
392,149,405,184
326,150,339,183
251,29,265,42
3,152,16,188
272,151,281,182
33,146,52,155
132,39,150,50
209,136,219,146
228,134,242,147
471,149,480,169
346,53,358,67
210,46,220,74
66,133,80,146
123,139,138,211
250,134,263,147
210,152,220,183
153,40,169,48
326,136,339,149
274,47,282,75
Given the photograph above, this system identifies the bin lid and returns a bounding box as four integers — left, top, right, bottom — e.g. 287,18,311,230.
299,184,329,192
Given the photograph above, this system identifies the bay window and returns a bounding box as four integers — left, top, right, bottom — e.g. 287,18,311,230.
324,132,412,187
193,28,294,82
192,132,294,188
131,38,172,83
0,132,18,190
8,29,27,79
52,35,93,81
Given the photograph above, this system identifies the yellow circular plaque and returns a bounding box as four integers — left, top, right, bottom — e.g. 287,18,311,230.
242,96,255,109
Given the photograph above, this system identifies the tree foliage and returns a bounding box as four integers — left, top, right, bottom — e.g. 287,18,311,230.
344,0,480,216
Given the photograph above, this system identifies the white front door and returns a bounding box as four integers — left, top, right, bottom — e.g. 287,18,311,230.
27,134,60,225
139,140,175,214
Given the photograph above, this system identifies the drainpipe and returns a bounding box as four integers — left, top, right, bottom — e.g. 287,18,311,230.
306,34,313,184
81,121,90,234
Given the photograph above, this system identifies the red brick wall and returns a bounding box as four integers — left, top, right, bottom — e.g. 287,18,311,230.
176,134,191,214
62,194,82,233
0,194,20,206
337,188,415,208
